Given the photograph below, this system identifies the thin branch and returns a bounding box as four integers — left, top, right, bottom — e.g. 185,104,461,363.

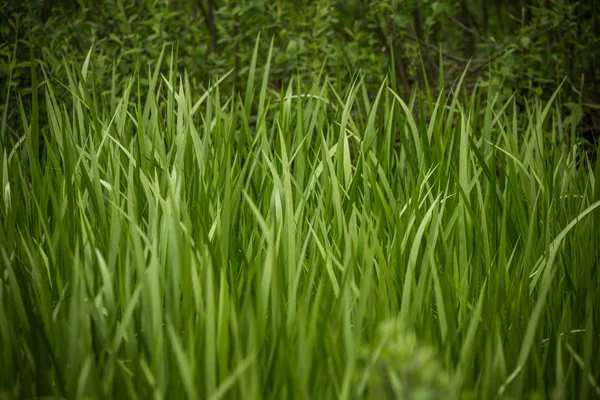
372,17,410,91
446,13,495,45
404,32,487,63
2,121,21,141
198,0,217,53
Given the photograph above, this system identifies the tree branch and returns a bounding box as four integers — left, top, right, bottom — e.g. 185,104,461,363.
404,32,512,66
198,0,218,53
445,12,494,45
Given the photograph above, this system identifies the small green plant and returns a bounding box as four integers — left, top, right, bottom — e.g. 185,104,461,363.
355,320,453,399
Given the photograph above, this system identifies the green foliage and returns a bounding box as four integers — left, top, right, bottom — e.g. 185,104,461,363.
356,320,454,399
1,39,599,399
1,1,599,398
1,0,599,117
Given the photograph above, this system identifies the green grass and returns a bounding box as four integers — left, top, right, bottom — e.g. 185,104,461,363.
1,45,599,399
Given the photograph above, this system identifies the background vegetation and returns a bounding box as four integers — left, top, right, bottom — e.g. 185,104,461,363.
2,0,600,135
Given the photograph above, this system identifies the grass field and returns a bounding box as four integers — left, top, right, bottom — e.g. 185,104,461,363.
1,45,599,399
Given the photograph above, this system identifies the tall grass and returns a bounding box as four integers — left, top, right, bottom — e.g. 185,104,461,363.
1,45,599,399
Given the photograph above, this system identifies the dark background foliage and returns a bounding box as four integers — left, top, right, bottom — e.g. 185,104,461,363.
1,0,599,142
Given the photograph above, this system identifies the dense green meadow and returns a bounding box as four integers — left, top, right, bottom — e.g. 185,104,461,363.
2,0,600,394
1,37,599,399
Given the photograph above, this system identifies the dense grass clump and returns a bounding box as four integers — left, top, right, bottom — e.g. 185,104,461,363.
1,46,599,399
